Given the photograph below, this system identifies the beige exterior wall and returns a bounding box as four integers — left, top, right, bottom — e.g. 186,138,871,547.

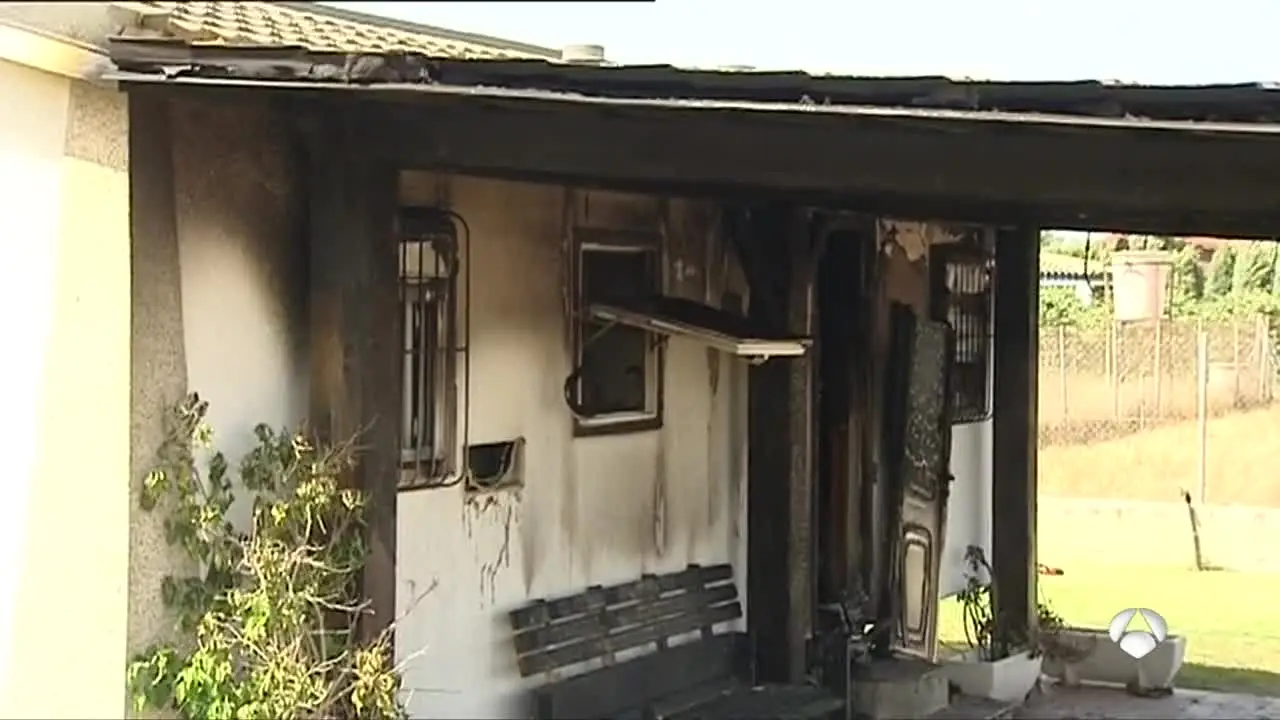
394,174,750,717
0,58,130,717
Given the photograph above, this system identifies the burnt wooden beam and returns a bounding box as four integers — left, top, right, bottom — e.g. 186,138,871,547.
354,95,1280,234
306,111,400,643
990,225,1040,646
745,204,816,683
787,210,818,681
122,84,1280,237
746,204,793,683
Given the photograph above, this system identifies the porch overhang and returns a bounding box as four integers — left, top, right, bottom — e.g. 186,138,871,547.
108,68,1280,239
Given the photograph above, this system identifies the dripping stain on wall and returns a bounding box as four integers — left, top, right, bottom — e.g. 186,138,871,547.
463,490,517,607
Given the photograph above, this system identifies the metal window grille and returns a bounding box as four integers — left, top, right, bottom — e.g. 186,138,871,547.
933,238,994,424
398,209,459,486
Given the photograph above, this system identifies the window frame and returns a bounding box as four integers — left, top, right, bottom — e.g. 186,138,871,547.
397,214,459,488
569,227,666,436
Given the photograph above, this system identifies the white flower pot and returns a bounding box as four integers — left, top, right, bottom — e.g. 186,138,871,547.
1041,627,1187,691
943,649,1043,702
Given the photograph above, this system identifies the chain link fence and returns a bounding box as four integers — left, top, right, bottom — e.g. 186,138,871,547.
1038,315,1276,447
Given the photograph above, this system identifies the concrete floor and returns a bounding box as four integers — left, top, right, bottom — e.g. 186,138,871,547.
1016,685,1280,719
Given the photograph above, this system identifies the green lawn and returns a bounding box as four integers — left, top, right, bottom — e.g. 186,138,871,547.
938,565,1280,696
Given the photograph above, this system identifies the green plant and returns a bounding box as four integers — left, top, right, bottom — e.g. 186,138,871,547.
1207,246,1237,297
1170,246,1206,311
956,545,1066,662
126,393,407,720
1232,243,1275,295
1038,287,1111,329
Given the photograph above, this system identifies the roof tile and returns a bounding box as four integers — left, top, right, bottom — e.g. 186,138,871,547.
117,1,559,59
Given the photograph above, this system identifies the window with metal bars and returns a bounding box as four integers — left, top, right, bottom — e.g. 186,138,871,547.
931,234,993,424
398,209,458,487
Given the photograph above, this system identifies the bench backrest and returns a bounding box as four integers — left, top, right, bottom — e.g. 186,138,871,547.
508,563,745,717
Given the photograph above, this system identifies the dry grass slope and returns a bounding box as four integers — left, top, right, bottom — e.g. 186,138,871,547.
1040,404,1280,507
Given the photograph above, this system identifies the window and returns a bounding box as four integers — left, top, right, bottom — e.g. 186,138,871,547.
399,209,458,486
932,237,993,424
569,232,663,433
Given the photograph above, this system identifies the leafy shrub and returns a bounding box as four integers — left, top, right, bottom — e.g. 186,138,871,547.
127,394,406,720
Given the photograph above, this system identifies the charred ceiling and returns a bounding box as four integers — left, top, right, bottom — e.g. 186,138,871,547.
107,37,1280,239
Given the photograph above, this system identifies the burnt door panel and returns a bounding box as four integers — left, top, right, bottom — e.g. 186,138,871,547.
896,314,955,657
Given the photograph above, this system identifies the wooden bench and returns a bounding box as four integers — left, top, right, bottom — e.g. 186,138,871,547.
508,563,846,720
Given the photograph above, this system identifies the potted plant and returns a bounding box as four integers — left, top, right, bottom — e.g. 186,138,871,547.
942,545,1046,703
1036,602,1097,688
1039,612,1187,693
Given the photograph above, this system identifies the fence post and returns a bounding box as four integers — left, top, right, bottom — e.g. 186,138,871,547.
1153,316,1163,418
1113,321,1124,421
1057,325,1068,420
1196,329,1210,504
1105,318,1115,405
1232,319,1242,408
1262,314,1273,402
1138,369,1147,430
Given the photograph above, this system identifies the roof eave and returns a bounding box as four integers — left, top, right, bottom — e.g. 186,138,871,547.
0,19,114,82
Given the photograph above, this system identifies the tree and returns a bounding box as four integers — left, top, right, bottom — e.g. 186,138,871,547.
1232,243,1274,294
1207,246,1237,297
1170,246,1205,311
1272,244,1280,297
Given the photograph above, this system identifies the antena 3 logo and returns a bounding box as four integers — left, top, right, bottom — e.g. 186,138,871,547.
1109,608,1168,659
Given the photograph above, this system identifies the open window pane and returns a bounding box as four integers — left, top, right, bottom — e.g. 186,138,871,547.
576,247,656,417
589,295,811,359
580,321,649,414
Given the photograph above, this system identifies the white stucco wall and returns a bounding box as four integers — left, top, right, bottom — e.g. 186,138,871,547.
942,418,993,597
170,101,309,471
394,174,749,718
126,97,311,677
0,58,130,717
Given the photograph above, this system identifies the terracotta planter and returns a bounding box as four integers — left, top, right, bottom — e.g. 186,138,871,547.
1041,627,1187,691
943,649,1043,702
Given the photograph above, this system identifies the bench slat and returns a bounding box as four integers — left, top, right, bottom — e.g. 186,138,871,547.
509,564,733,631
508,564,844,720
513,582,738,655
519,600,741,675
533,632,740,719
